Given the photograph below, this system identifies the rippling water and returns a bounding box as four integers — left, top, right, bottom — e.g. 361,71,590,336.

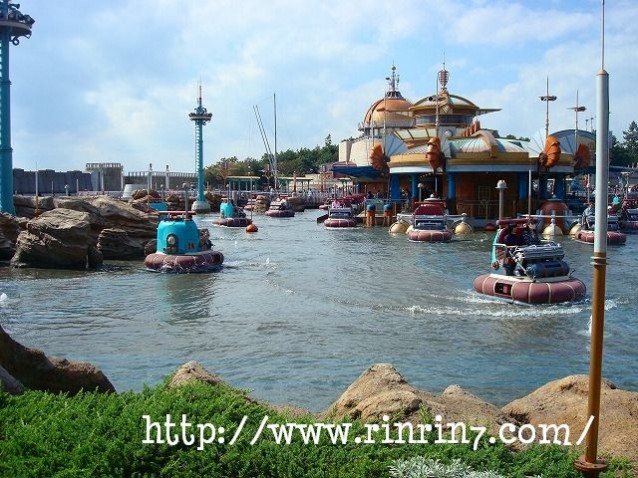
1,209,637,412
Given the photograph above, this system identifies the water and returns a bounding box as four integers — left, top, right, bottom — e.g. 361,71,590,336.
1,209,637,412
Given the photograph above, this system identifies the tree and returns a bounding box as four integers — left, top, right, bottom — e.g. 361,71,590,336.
610,134,630,167
623,121,638,165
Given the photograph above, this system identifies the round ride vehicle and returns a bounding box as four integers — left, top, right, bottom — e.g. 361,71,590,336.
619,207,638,233
573,212,626,245
407,199,452,242
265,198,295,218
214,199,252,227
324,206,357,229
473,218,586,304
145,210,223,273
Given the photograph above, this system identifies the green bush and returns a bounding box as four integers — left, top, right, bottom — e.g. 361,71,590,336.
0,382,631,478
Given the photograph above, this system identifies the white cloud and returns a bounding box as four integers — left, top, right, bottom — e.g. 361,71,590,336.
7,0,638,174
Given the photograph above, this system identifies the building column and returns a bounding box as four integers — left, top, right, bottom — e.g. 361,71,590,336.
554,174,566,199
518,172,528,200
447,172,457,199
447,172,457,214
390,174,401,201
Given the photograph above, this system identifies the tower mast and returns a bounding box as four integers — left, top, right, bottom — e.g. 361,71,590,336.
188,83,213,213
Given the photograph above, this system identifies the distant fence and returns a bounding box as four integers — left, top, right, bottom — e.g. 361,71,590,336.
13,169,93,195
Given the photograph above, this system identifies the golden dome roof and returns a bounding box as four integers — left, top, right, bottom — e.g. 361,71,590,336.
363,96,414,129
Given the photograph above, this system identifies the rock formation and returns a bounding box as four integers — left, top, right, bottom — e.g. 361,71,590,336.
168,361,223,389
0,213,23,260
252,195,271,213
0,364,24,395
503,375,638,463
97,228,146,260
0,323,115,395
324,363,513,439
10,208,102,269
4,196,159,267
324,364,638,463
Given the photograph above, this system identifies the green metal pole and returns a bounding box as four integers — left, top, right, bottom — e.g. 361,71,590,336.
0,24,14,214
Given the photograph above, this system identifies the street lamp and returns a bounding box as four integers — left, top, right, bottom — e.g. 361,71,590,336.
569,90,587,153
539,77,558,139
537,78,558,216
496,180,508,220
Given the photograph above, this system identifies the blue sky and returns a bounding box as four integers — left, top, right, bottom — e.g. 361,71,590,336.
8,0,638,174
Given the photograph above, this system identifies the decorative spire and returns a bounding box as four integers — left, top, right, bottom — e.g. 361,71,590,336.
438,62,449,93
385,64,404,99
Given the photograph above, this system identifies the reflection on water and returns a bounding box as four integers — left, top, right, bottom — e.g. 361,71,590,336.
1,209,637,412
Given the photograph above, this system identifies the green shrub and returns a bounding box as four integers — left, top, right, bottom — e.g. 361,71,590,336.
0,382,630,478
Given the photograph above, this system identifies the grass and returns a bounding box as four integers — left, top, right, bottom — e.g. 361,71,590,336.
0,380,633,478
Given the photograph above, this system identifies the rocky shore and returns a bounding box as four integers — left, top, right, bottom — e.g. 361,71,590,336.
2,195,160,269
0,323,636,465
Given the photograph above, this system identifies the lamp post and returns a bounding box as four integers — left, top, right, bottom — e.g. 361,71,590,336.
537,78,558,215
539,77,558,139
569,90,587,154
496,180,507,220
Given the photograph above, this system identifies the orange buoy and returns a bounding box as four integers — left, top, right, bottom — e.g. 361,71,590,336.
246,224,258,233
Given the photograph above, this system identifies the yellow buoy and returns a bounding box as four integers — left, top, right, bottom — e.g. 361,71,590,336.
389,221,408,234
454,222,474,235
542,223,563,237
569,223,582,237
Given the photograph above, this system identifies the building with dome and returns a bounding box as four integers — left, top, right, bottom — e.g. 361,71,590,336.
336,65,413,192
338,64,594,222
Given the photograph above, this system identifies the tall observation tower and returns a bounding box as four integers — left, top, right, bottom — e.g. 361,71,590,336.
0,1,33,214
188,85,212,214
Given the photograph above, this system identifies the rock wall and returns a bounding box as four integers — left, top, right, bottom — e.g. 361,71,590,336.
5,196,159,269
0,323,115,395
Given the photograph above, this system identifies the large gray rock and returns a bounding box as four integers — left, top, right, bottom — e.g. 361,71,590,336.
11,208,100,269
13,195,55,218
0,213,22,260
324,363,512,439
0,323,115,394
0,365,24,395
0,212,21,243
168,361,224,389
85,196,158,239
9,196,159,265
503,375,638,463
97,227,146,260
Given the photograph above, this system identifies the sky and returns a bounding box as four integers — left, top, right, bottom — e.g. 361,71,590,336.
7,0,638,174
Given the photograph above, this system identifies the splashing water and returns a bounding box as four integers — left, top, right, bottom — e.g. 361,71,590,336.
587,314,592,335
0,292,6,302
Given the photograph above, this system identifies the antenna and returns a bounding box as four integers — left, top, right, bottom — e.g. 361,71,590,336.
601,0,605,69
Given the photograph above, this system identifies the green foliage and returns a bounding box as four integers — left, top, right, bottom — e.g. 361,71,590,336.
389,457,510,478
0,384,630,478
203,140,338,189
611,121,638,167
